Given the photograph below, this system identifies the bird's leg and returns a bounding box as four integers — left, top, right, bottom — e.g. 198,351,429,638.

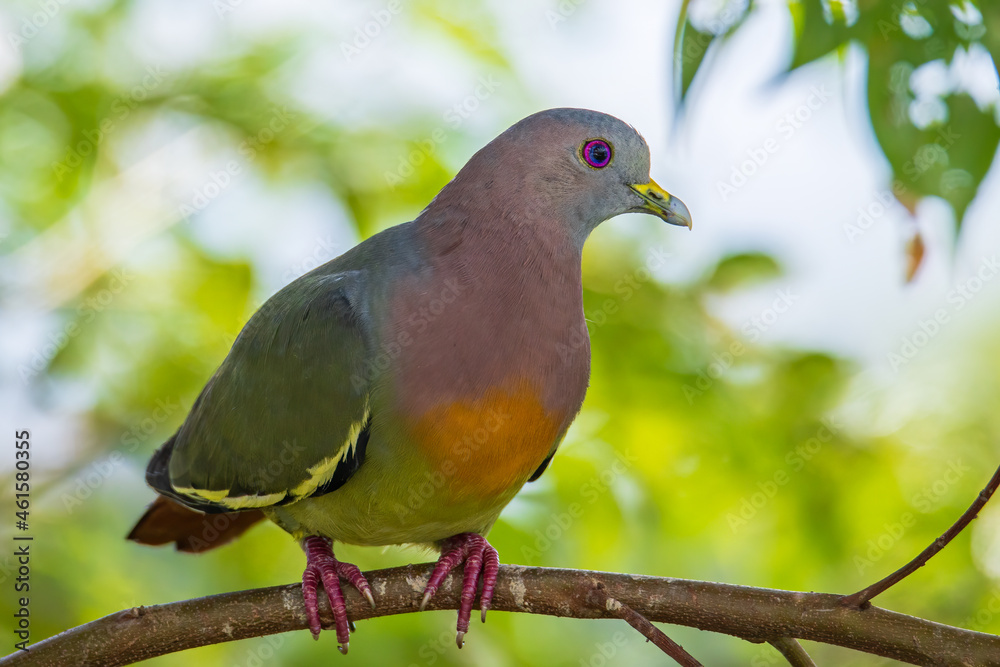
420,533,500,648
301,536,375,654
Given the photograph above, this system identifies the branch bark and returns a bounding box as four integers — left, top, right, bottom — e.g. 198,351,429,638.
3,564,998,667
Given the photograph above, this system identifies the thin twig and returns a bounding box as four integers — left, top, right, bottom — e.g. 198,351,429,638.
841,462,1000,608
769,637,818,667
589,583,702,666
3,564,999,667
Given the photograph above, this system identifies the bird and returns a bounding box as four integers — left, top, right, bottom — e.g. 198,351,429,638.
128,107,692,654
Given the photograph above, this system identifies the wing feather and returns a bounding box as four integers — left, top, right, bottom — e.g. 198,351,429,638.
148,270,374,512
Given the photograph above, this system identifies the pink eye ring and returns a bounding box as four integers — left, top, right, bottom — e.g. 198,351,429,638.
582,139,612,168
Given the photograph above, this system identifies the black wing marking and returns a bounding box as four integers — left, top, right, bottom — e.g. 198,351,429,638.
528,451,555,483
280,414,372,503
149,413,374,513
146,434,233,514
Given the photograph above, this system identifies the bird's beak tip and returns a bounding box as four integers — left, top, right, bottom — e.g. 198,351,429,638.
628,180,692,230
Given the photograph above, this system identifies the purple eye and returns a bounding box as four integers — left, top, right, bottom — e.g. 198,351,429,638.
582,139,612,168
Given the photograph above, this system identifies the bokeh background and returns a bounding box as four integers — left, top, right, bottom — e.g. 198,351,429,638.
2,0,1000,664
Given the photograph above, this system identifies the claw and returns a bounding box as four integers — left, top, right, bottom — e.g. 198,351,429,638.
300,536,374,651
420,533,500,647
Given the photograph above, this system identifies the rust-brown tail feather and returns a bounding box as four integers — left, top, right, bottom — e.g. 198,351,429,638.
127,496,265,553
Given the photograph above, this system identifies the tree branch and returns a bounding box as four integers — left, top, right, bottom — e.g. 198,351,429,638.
769,637,818,667
3,564,998,667
588,583,702,666
841,462,1000,609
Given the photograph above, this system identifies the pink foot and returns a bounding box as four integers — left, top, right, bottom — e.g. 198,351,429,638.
301,536,375,654
420,533,500,648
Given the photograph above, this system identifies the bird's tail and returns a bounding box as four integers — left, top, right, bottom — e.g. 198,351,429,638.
127,495,265,553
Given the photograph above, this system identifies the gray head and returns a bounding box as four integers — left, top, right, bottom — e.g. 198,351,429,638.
426,108,691,247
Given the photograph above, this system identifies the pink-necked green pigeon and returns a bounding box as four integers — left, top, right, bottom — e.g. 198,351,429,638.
129,107,692,653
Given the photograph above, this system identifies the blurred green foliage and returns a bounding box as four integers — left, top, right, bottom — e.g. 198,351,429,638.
675,0,1000,232
1,1,999,665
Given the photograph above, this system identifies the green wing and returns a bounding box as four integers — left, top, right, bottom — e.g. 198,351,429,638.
147,269,373,512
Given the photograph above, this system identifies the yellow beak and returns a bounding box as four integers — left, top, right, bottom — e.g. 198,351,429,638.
628,180,692,229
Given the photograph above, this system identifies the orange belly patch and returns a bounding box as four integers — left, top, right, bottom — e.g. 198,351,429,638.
408,380,563,502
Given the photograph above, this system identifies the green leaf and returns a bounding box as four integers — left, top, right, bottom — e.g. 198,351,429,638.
706,252,784,291
789,0,854,70
674,18,716,105
868,23,1000,229
673,0,751,107
929,94,1000,227
979,0,1000,76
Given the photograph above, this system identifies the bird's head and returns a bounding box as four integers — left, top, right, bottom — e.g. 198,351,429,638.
436,108,692,247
